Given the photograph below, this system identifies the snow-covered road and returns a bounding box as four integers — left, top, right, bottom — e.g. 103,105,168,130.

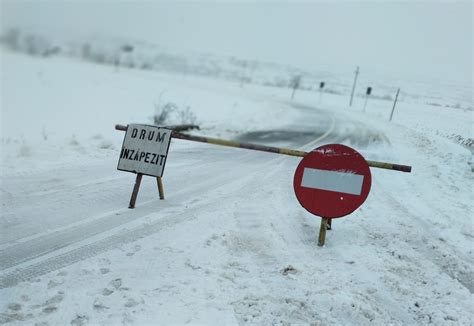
1,51,472,325
1,98,387,287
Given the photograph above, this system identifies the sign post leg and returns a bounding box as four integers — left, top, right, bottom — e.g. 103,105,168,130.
156,177,165,200
363,95,369,112
129,173,143,209
318,218,329,247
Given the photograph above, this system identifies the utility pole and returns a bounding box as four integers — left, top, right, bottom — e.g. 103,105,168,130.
291,75,301,100
389,88,400,121
349,66,360,107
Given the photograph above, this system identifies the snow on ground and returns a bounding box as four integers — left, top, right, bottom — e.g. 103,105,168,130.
0,49,473,325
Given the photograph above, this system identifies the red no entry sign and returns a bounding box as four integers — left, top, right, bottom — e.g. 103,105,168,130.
293,144,371,218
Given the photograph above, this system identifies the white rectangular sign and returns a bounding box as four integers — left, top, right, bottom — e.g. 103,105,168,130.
117,124,172,177
301,168,364,195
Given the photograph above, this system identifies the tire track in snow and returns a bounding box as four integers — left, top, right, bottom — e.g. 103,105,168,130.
0,101,339,288
0,142,308,288
370,179,474,294
0,199,220,288
0,149,263,271
0,162,271,288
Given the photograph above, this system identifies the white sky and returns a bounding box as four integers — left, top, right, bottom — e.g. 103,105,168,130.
1,0,472,84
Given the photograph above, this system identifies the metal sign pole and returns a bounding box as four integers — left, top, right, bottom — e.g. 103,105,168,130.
319,81,325,103
363,86,372,112
318,218,329,246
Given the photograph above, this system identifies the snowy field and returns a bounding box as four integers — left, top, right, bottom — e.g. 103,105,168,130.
0,49,473,325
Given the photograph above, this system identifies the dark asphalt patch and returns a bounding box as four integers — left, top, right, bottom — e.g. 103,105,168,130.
236,130,326,147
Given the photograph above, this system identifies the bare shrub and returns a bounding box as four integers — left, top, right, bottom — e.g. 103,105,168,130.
24,34,52,56
153,102,177,125
18,143,31,157
1,28,21,49
98,140,114,149
179,106,198,125
152,102,198,126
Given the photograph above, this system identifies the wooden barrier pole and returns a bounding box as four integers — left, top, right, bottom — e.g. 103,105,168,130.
171,131,307,157
156,177,165,200
115,124,412,173
171,132,412,173
129,173,143,209
318,218,329,246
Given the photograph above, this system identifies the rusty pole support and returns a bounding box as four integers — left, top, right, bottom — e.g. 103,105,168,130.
156,177,165,200
327,218,332,230
129,173,143,209
318,218,329,246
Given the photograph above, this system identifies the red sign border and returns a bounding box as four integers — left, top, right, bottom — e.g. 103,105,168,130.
293,144,372,218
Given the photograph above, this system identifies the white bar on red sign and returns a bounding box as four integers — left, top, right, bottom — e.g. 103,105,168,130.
301,168,364,195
